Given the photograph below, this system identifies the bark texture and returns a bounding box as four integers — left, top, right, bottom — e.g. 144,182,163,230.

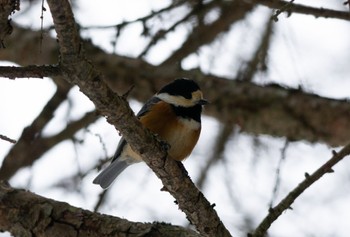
0,181,200,237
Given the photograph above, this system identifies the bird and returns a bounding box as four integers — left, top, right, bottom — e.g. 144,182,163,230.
93,78,208,189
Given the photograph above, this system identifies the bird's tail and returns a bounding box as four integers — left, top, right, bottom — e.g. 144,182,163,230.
93,159,131,189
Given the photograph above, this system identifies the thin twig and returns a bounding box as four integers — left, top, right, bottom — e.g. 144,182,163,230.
0,134,17,144
271,0,295,22
39,0,46,53
256,0,350,21
250,143,350,237
138,0,219,58
196,123,233,189
94,189,109,212
80,0,186,30
268,139,289,208
122,84,135,99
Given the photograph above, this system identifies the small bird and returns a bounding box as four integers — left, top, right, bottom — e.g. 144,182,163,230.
93,78,208,189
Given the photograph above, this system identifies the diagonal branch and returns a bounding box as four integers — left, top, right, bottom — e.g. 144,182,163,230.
237,15,274,81
46,0,232,236
0,110,99,181
161,1,254,66
138,0,220,58
250,143,350,237
0,83,70,180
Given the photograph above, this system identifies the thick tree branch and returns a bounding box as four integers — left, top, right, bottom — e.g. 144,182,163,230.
250,143,350,237
0,65,61,79
0,181,200,237
2,27,350,147
45,0,231,236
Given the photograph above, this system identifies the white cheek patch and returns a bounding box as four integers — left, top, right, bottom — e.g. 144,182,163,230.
178,117,201,130
156,93,194,107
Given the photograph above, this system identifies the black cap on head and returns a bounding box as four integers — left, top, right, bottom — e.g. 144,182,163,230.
157,78,200,99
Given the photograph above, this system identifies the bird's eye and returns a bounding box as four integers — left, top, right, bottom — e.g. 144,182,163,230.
191,90,203,102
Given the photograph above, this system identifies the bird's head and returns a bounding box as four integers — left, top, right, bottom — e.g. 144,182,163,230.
156,78,208,107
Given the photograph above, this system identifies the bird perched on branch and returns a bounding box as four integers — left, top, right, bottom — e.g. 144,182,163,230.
93,78,208,189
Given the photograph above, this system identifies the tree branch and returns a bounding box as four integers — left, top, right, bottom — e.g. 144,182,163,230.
0,181,200,237
161,1,254,66
255,0,350,21
2,27,350,147
45,0,231,236
0,110,99,180
138,0,220,58
250,143,350,237
0,134,16,144
0,65,62,79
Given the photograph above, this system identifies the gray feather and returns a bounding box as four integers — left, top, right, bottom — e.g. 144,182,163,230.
93,159,131,189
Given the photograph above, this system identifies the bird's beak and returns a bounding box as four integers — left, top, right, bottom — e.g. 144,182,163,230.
197,99,209,105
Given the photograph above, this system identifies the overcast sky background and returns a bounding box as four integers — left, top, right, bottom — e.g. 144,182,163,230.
1,0,350,236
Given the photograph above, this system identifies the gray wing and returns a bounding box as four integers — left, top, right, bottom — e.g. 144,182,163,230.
111,96,160,161
112,138,127,162
136,96,160,117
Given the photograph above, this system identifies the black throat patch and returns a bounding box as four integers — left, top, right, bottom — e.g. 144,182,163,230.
171,104,202,122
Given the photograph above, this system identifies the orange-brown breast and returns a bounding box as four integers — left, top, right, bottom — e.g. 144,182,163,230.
139,101,201,161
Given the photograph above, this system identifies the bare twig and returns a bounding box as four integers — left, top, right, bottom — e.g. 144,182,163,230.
271,0,294,22
255,0,350,21
250,143,350,237
196,123,233,189
0,134,16,144
161,1,254,66
122,84,135,99
138,0,219,58
238,15,274,81
39,0,47,53
268,139,289,208
94,189,108,212
80,0,186,30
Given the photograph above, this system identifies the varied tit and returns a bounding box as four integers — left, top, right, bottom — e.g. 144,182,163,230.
93,78,208,189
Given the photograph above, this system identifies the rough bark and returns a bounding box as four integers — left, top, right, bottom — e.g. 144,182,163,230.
0,181,200,237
